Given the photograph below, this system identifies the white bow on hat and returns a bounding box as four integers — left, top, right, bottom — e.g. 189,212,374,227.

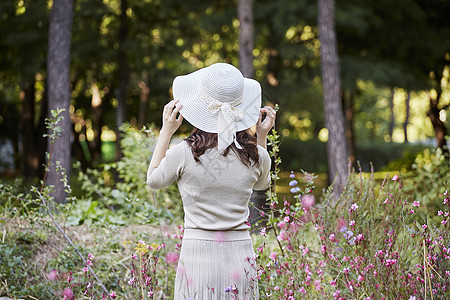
203,94,245,152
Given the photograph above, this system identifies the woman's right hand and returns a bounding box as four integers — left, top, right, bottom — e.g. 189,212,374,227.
160,100,183,136
256,106,276,137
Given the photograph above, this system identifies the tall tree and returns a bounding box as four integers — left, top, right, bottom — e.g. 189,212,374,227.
238,0,254,77
46,0,74,203
318,0,348,196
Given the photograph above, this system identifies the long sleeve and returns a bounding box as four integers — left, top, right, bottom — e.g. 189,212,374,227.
253,145,271,191
147,141,186,189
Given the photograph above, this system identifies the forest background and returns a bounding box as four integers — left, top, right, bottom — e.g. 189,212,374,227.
1,0,449,182
0,0,450,298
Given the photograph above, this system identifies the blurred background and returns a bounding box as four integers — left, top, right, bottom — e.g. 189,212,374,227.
0,0,449,183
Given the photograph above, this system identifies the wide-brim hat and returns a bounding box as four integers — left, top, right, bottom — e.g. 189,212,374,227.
173,63,262,136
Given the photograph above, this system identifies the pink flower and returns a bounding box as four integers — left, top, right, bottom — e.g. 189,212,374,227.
358,275,364,282
82,267,88,273
351,203,359,210
109,291,117,298
321,245,326,254
274,286,280,291
299,286,306,294
88,253,94,260
410,209,415,214
392,175,399,181
86,260,93,266
166,252,179,264
442,220,447,225
412,201,420,207
277,230,288,241
422,224,427,229
349,220,355,226
147,291,153,297
329,233,336,242
383,198,389,204
278,221,286,228
47,269,58,281
301,195,315,209
284,216,290,223
260,227,267,237
438,210,443,216
269,252,277,261
63,288,73,298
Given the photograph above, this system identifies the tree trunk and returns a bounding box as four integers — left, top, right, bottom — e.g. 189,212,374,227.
404,91,410,143
116,0,129,161
138,71,150,128
389,89,395,141
46,0,74,204
20,77,39,180
238,0,254,77
343,90,356,167
318,0,348,197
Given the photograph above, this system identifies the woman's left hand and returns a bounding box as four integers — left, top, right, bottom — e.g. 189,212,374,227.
161,100,184,136
256,106,276,137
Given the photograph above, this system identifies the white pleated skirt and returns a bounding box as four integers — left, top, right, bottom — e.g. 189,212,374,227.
174,229,259,300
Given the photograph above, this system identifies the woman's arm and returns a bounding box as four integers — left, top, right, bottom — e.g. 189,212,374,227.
149,100,183,169
256,106,276,149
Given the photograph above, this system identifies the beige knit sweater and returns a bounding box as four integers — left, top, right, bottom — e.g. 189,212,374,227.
147,140,271,231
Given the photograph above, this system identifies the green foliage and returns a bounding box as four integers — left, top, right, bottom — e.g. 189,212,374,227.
68,123,182,226
405,148,450,219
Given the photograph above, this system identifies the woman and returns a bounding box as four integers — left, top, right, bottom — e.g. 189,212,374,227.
147,63,276,299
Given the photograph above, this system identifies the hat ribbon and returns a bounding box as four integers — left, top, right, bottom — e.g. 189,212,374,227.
200,91,244,153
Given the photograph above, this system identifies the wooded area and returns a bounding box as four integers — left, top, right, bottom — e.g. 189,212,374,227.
0,0,449,191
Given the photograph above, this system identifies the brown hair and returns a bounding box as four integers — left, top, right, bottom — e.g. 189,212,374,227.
185,128,260,167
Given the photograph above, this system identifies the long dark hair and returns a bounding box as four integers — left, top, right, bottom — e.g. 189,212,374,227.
185,128,260,167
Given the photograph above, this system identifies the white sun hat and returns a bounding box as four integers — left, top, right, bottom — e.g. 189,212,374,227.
173,63,261,153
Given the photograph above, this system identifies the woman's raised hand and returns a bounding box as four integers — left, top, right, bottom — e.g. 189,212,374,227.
161,99,183,136
256,106,276,137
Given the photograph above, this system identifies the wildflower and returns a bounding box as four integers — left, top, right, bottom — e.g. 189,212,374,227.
340,226,347,233
410,209,415,214
349,220,355,226
278,221,286,228
343,230,354,240
301,194,315,209
392,175,399,181
138,239,145,245
290,171,295,178
277,230,288,241
302,247,309,256
147,291,153,297
128,278,135,285
88,253,94,260
290,187,301,193
351,203,359,210
333,290,341,298
383,198,389,204
284,216,290,223
299,286,306,294
63,288,73,298
260,227,267,237
86,260,93,266
269,252,277,261
82,267,88,273
412,201,420,207
289,179,298,187
343,267,349,274
47,269,58,281
422,224,427,229
442,220,447,225
284,200,290,206
321,245,326,254
166,252,179,264
358,275,364,282
438,210,443,216
444,190,448,196
329,233,336,242
274,286,280,291
224,286,232,292
330,280,336,286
